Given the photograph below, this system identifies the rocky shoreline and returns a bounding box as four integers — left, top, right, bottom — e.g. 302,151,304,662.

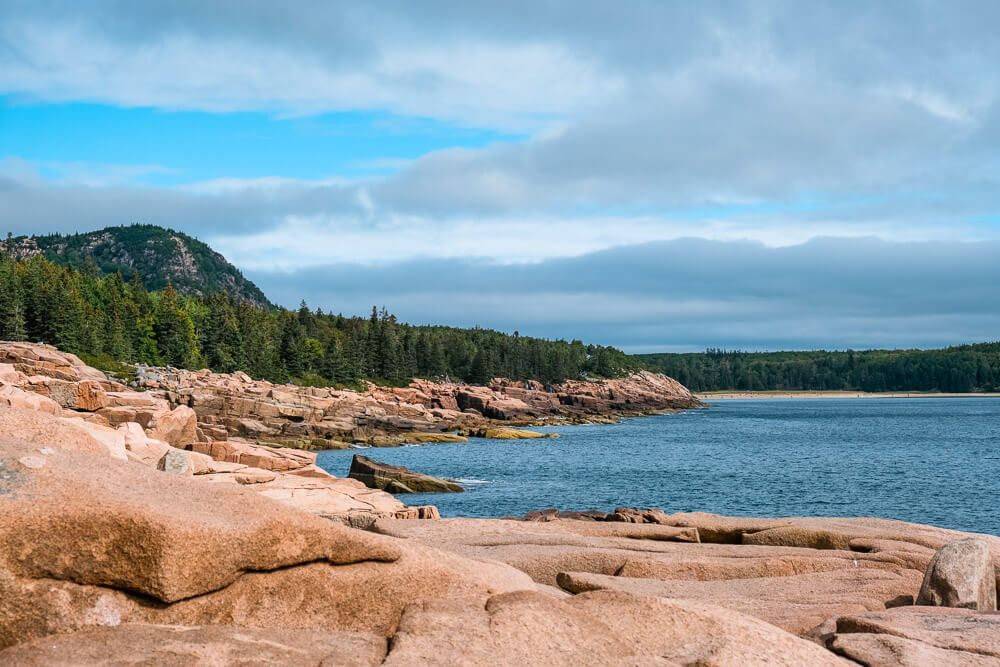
1,341,998,665
134,363,700,449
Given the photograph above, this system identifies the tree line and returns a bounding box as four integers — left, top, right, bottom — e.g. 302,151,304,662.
0,254,638,386
638,346,1000,393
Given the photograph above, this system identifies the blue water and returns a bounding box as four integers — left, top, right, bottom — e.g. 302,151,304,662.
317,399,1000,535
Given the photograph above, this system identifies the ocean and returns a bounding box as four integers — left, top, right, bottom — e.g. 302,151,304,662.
318,398,1000,535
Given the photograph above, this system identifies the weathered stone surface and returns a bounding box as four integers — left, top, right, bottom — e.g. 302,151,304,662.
119,421,170,466
251,470,413,520
350,454,464,493
372,516,926,589
0,624,388,667
556,568,922,634
0,341,110,384
834,606,1000,659
0,408,127,460
0,541,536,647
24,376,108,411
0,383,62,414
918,539,998,611
0,439,400,605
185,438,316,471
384,589,848,666
830,632,1000,667
147,404,198,447
660,512,1000,591
156,446,210,475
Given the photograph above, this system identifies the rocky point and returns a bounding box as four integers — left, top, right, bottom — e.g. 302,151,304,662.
0,340,997,665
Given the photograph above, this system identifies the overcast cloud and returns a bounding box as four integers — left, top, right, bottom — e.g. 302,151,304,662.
2,1,998,350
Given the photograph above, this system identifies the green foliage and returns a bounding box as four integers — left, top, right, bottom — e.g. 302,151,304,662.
637,346,1000,393
0,253,636,386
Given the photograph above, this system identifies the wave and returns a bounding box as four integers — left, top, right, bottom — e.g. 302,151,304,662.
454,478,491,485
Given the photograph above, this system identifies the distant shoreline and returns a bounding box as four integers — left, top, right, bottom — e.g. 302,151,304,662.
696,390,1000,400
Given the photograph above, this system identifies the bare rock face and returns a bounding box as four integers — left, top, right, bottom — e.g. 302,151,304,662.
119,422,170,466
556,569,922,635
0,408,127,460
0,342,112,384
917,539,998,611
147,404,198,447
0,439,401,606
829,632,1000,667
22,376,108,411
832,607,1000,661
370,513,1000,643
349,454,464,493
0,383,62,414
185,438,316,472
384,589,849,666
0,624,389,667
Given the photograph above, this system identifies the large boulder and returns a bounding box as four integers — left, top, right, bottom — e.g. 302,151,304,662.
917,538,998,611
118,422,170,466
0,384,62,415
0,342,109,383
23,376,108,411
0,624,388,667
185,438,316,472
146,404,198,447
349,454,464,493
0,532,535,647
0,439,400,605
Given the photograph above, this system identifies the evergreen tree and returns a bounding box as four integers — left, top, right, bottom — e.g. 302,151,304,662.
0,259,26,340
154,284,198,367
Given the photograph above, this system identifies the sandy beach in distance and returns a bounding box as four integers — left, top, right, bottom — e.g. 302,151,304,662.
697,391,1000,400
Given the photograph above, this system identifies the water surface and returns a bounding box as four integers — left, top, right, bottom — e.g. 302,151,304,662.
317,398,1000,535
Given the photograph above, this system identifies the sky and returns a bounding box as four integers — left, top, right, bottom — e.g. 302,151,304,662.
1,1,998,352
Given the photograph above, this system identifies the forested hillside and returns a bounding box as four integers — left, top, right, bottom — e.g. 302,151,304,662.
638,346,1000,393
0,253,637,386
2,225,270,307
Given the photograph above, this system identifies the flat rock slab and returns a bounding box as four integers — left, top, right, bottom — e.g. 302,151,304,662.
0,624,388,667
372,517,930,588
835,606,1000,659
557,568,922,635
830,633,1000,667
384,589,848,666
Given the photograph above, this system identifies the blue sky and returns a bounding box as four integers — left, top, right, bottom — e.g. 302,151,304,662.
1,97,515,184
2,1,998,351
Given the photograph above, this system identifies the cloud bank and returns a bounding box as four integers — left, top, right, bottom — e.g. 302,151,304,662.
3,1,999,350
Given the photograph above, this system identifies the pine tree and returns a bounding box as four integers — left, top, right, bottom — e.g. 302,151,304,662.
0,259,26,340
154,283,198,367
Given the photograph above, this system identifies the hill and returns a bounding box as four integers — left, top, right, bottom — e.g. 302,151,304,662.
1,224,270,307
636,344,1000,393
0,238,638,387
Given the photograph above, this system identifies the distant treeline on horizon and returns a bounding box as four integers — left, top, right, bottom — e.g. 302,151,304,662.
0,253,638,387
637,345,1000,393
